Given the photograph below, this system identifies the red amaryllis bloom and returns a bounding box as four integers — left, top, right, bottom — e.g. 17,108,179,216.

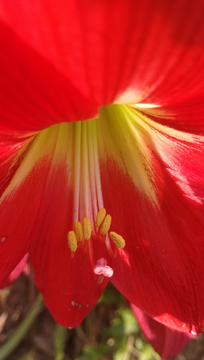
0,0,204,333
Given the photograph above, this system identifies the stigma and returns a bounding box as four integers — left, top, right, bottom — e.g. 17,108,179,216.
67,208,126,253
94,258,114,283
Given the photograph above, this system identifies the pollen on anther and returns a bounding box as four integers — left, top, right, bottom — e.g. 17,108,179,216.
82,218,92,240
95,208,106,227
68,231,77,252
74,221,83,241
110,232,126,248
100,214,112,235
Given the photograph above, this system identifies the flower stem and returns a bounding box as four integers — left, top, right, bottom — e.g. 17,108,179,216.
54,324,67,360
0,293,44,360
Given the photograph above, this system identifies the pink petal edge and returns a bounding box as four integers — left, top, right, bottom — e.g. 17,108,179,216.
1,253,29,289
131,304,195,359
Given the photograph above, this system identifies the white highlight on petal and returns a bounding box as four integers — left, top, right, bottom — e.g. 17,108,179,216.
191,330,197,336
94,258,113,278
114,88,139,104
135,103,160,109
114,86,161,106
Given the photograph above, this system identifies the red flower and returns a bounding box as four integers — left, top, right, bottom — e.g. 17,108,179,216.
0,0,204,334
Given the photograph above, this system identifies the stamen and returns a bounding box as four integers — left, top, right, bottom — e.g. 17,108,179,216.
109,232,126,248
67,231,77,252
100,214,112,235
82,217,92,240
74,221,83,241
95,208,106,227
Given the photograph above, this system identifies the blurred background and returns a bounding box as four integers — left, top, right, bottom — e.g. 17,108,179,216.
0,264,203,360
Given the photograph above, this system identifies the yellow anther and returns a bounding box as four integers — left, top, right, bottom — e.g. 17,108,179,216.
74,221,83,241
109,232,126,249
67,231,77,252
100,214,112,235
82,218,92,240
95,208,106,227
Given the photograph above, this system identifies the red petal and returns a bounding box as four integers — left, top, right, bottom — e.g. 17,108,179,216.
0,20,97,134
0,123,112,327
1,253,29,289
96,105,204,332
0,139,36,285
131,304,194,359
30,160,111,327
1,0,204,133
0,151,43,286
30,171,111,325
